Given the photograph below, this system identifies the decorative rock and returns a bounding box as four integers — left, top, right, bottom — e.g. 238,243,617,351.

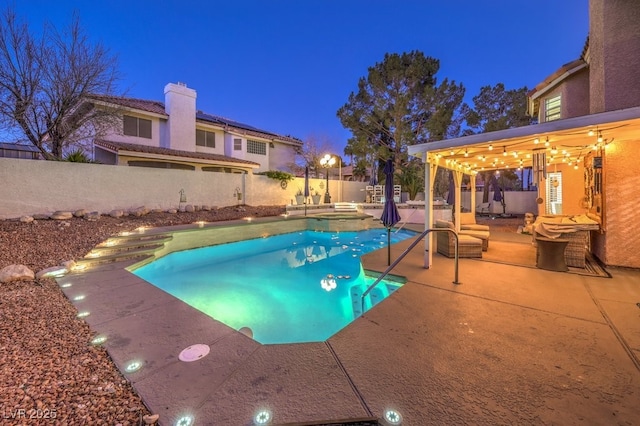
143,414,159,425
51,211,73,220
36,266,68,279
185,204,195,213
19,216,34,223
201,205,210,211
0,264,35,283
131,206,150,217
167,209,178,214
151,209,163,213
73,209,87,218
33,213,51,220
85,211,101,221
109,210,124,218
194,205,201,212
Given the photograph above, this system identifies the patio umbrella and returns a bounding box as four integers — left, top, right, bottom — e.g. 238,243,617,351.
304,166,310,216
446,171,455,205
380,159,401,265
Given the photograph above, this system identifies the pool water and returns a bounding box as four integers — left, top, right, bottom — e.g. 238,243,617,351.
134,228,416,344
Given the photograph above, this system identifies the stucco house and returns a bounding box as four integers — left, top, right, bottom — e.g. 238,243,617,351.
91,82,303,173
408,0,640,269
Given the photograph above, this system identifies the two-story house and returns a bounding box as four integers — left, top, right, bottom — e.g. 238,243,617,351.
408,0,640,268
91,82,303,174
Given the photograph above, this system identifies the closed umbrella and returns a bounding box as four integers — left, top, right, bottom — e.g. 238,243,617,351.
491,174,502,202
304,166,310,216
380,159,401,265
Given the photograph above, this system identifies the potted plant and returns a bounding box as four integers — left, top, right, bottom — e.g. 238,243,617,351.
295,187,305,205
311,188,321,205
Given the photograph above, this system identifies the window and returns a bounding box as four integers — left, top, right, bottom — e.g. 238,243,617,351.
545,172,563,214
123,115,152,138
196,129,215,148
544,95,561,122
247,139,266,155
233,138,242,151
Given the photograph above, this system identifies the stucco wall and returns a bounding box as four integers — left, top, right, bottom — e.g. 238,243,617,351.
0,158,369,219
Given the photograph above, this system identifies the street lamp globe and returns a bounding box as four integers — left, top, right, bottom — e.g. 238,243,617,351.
320,154,336,203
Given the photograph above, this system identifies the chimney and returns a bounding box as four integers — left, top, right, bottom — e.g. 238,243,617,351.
164,82,197,151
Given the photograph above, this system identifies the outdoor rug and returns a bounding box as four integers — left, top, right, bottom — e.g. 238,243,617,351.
473,231,610,278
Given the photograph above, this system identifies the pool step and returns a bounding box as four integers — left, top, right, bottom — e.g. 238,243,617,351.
92,235,173,256
77,244,164,267
77,233,173,267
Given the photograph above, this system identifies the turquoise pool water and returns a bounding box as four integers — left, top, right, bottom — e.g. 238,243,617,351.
134,228,416,344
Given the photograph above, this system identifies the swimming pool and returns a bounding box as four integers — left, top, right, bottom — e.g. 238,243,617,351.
134,228,416,344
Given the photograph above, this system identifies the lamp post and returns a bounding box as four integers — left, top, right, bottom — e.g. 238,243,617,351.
320,154,336,204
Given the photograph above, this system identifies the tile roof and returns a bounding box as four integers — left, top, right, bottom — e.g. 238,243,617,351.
527,58,587,97
89,94,302,145
94,140,260,167
89,95,168,116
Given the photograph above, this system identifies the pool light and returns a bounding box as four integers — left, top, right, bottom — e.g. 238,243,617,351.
77,311,90,318
73,295,85,301
175,415,194,426
383,409,403,425
254,410,272,425
61,283,72,288
320,274,337,292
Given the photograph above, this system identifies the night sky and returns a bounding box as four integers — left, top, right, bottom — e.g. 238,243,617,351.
10,0,589,153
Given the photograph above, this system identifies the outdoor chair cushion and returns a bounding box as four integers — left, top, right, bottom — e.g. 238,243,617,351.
459,229,490,251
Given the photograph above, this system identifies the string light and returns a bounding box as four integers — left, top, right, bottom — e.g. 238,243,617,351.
544,137,550,147
488,144,493,151
502,146,507,156
534,138,539,144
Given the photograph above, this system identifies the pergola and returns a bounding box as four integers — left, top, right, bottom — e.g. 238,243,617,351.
407,106,640,268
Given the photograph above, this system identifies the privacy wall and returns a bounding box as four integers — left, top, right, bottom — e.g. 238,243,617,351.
0,159,368,219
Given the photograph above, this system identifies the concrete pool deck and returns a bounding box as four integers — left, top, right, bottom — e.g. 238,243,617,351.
57,220,640,425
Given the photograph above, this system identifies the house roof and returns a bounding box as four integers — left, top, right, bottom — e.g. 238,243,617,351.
90,95,168,116
94,140,260,168
196,111,302,145
89,94,302,146
0,142,40,152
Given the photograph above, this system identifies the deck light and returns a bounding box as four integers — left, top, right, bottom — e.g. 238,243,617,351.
254,410,272,425
91,335,107,345
125,360,142,373
175,415,194,426
384,409,403,425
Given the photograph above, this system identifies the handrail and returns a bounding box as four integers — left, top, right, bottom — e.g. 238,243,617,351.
394,209,418,233
360,228,460,316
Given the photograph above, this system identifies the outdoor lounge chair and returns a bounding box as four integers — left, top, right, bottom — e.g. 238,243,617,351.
434,220,482,258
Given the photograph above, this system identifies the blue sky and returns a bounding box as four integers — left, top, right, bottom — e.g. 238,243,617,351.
10,0,589,153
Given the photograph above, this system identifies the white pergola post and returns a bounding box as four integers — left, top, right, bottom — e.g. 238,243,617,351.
424,158,438,268
452,170,463,232
470,174,477,214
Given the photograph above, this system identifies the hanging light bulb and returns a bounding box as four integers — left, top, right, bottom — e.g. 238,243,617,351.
597,132,603,143
588,129,594,137
488,144,493,151
502,146,507,156
551,146,558,154
450,149,455,155
464,148,469,157
534,138,539,144
544,137,550,147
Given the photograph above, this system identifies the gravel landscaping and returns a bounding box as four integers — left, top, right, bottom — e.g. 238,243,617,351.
0,205,285,425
